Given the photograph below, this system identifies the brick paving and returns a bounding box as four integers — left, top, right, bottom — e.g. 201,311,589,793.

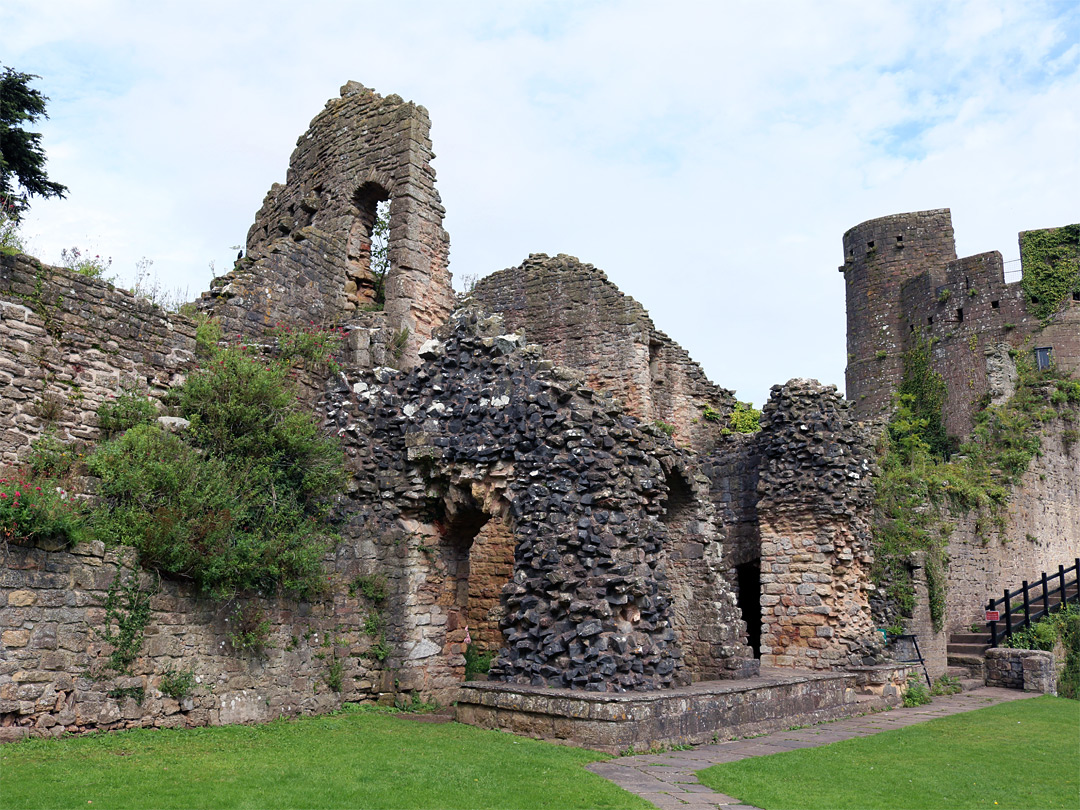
587,687,1036,810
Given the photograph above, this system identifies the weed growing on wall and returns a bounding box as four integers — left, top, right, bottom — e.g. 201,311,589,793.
874,344,1079,634
87,341,346,599
96,569,154,675
349,573,388,602
464,643,495,679
727,401,762,434
59,246,114,282
158,667,197,701
1019,224,1080,323
226,603,272,654
271,322,345,374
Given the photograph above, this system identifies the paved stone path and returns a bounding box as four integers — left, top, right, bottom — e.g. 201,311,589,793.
587,687,1036,810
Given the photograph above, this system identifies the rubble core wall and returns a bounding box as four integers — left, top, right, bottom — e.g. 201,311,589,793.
200,82,453,365
0,253,196,466
469,254,736,453
324,309,757,695
755,379,881,670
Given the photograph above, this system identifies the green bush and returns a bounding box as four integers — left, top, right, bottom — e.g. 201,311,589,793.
902,674,932,707
272,323,345,374
87,343,345,599
26,432,84,478
464,643,495,679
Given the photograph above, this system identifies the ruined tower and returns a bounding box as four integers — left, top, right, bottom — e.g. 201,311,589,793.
840,209,957,421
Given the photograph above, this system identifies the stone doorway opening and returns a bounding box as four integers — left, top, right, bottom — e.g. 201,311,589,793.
346,181,390,310
734,560,762,658
434,488,515,680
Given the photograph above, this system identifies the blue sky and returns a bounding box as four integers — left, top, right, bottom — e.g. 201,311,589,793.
2,0,1078,408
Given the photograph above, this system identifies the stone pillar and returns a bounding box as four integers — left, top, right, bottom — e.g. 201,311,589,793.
756,379,882,670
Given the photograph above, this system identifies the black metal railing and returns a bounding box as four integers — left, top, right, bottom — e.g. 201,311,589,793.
987,558,1079,647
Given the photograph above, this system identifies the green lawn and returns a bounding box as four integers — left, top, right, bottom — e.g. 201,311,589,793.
698,696,1079,810
0,706,651,810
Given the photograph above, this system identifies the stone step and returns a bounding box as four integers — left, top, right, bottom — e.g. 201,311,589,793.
960,677,985,692
949,633,990,645
946,643,989,656
947,653,986,670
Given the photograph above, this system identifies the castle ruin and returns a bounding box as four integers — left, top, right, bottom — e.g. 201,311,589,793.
1,83,1076,746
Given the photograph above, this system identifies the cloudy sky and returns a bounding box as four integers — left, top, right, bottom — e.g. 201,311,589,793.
2,1,1078,407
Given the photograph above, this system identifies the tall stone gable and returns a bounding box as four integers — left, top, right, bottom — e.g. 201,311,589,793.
201,82,454,366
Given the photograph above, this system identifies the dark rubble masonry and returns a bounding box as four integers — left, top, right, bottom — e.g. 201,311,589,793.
469,253,736,454
320,308,756,694
754,379,883,670
199,81,454,366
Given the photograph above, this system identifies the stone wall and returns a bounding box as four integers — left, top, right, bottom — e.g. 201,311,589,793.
900,244,1079,437
755,380,882,670
0,253,196,466
943,414,1080,632
200,82,454,366
984,648,1056,694
702,433,761,570
469,254,736,453
1,538,387,741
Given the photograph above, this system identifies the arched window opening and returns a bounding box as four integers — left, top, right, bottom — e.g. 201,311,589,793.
346,183,390,311
435,492,515,680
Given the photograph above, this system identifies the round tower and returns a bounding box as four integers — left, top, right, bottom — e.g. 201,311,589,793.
840,209,957,421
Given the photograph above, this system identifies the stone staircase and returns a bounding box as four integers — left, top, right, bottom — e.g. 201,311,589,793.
947,573,1080,690
946,629,991,690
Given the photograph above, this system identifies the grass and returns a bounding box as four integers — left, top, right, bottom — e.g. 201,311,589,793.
0,706,651,810
697,696,1079,810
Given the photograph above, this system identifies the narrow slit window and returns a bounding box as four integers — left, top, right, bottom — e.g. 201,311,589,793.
867,240,875,250
991,300,999,309
957,308,964,323
927,316,934,326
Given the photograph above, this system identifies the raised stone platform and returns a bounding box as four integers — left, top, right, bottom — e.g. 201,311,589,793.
455,666,910,753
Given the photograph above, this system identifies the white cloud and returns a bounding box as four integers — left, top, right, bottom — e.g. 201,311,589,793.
1,0,1077,407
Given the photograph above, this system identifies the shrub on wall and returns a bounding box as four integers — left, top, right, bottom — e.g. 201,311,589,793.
874,348,1079,634
88,343,346,599
1019,224,1080,323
